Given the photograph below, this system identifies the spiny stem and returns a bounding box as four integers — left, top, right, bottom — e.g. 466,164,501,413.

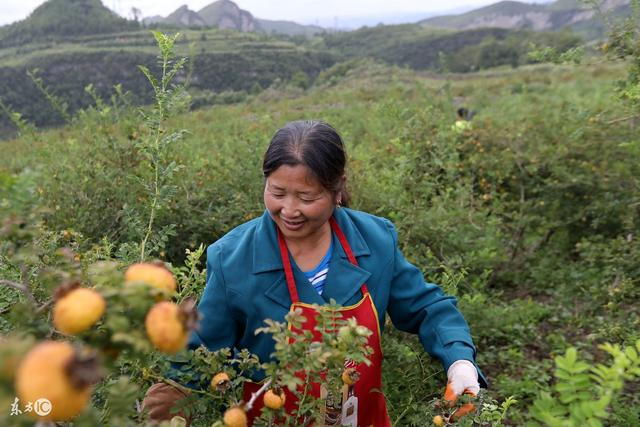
0,279,36,305
245,378,272,411
295,378,311,425
392,393,413,427
139,151,160,261
139,42,170,262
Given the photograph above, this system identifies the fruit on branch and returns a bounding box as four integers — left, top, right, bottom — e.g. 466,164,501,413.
263,388,286,410
145,302,188,354
210,372,231,392
145,298,199,354
341,367,360,385
223,405,248,427
125,261,177,298
53,283,106,335
0,335,34,381
15,341,102,421
433,415,445,426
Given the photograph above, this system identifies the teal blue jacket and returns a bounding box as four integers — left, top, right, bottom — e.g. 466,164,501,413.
189,207,487,386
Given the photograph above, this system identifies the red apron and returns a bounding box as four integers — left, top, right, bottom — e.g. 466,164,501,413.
243,217,391,426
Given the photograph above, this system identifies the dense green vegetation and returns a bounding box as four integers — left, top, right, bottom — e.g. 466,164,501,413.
1,37,639,423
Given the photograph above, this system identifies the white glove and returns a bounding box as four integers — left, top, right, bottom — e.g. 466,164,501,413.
447,360,480,396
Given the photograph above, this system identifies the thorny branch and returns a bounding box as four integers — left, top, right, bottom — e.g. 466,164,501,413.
245,378,272,411
0,279,36,305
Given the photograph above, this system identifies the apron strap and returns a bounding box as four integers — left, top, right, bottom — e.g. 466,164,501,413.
329,217,357,265
277,228,300,303
329,217,369,295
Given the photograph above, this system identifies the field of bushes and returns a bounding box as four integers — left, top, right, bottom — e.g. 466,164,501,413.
0,24,583,136
1,27,639,426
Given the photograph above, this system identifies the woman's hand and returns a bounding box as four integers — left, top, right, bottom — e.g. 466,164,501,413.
442,360,480,422
142,382,192,425
446,359,480,397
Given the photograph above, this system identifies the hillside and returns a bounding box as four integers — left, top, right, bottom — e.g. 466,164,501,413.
0,0,138,47
0,29,337,135
256,19,325,37
0,0,607,137
321,24,581,71
420,0,630,39
0,16,585,137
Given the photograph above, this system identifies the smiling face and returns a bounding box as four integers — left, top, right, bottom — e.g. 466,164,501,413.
264,164,338,244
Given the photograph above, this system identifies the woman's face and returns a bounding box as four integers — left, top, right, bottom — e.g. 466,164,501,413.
264,164,337,243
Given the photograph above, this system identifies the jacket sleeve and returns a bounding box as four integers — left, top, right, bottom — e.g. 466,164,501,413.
383,220,488,387
187,242,241,351
167,243,241,389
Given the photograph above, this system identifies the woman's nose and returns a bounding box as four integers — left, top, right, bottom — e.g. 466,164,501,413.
281,198,300,216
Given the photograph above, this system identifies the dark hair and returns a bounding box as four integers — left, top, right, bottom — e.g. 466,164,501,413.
457,107,474,121
263,120,350,207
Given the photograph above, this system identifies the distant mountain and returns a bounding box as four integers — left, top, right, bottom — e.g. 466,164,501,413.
419,0,630,39
197,0,257,31
142,0,324,36
0,0,138,47
165,5,207,27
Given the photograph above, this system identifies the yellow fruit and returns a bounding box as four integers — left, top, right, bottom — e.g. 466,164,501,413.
15,341,92,421
210,372,230,392
145,302,189,354
170,416,187,427
433,415,445,426
0,335,35,381
263,388,286,409
125,262,177,297
223,406,247,427
341,368,360,385
1,354,19,379
53,288,106,335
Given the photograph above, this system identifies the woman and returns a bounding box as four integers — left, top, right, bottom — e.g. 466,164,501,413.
143,120,487,425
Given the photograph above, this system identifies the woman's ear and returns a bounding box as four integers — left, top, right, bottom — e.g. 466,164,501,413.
336,175,347,206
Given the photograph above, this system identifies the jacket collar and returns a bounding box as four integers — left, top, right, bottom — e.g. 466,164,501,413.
252,208,370,274
254,208,372,308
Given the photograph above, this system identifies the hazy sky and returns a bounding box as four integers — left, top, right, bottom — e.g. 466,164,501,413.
0,0,550,28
